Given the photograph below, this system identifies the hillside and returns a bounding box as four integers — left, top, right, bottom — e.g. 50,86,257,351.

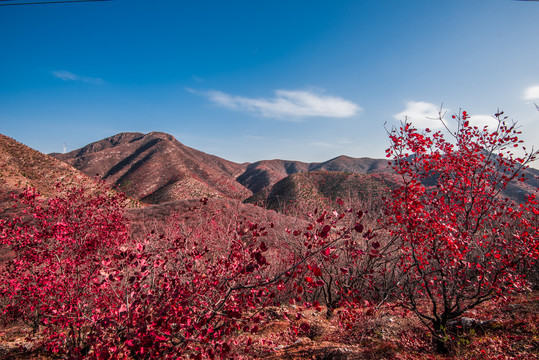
503,166,539,203
0,134,96,216
237,159,311,195
51,132,252,203
125,197,306,246
249,171,391,213
0,133,100,265
1,132,538,360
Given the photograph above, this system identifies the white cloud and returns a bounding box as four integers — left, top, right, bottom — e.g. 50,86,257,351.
394,101,446,129
469,114,499,130
52,70,104,85
201,89,361,119
524,85,539,100
394,102,504,131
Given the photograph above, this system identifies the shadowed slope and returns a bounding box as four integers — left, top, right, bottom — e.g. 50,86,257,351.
253,171,391,213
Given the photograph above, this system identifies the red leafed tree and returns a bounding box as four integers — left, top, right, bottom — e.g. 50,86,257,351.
385,109,539,353
0,184,130,355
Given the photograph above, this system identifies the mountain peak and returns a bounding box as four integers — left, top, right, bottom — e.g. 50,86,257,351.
328,155,354,162
144,131,177,142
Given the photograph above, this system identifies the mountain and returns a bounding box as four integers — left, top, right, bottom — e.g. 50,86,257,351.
237,155,392,197
236,159,312,195
51,132,537,206
51,132,395,205
51,132,252,203
0,133,96,216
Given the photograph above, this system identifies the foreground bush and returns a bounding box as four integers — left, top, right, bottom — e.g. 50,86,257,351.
0,185,375,358
0,185,129,355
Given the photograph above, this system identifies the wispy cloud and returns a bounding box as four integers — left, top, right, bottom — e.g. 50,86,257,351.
192,75,204,83
51,70,105,85
394,101,446,129
52,70,79,81
394,102,503,131
195,89,361,119
524,85,539,100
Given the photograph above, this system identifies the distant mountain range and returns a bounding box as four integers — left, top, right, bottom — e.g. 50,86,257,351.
237,155,391,195
1,131,537,217
49,132,399,206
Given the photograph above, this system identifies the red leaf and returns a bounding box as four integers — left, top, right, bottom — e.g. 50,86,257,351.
299,323,310,333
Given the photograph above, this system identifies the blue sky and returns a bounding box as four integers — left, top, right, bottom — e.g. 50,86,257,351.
1,0,538,164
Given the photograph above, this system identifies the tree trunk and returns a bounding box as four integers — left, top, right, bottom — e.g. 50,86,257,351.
433,321,450,354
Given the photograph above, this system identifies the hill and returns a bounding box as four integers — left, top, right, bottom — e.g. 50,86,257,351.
51,132,252,203
125,197,306,245
2,132,538,360
50,132,538,206
236,156,391,196
249,171,391,214
0,133,100,264
0,133,96,216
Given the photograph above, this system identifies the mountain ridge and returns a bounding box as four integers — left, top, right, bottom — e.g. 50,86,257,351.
48,131,539,206
0,130,533,210
50,132,396,204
